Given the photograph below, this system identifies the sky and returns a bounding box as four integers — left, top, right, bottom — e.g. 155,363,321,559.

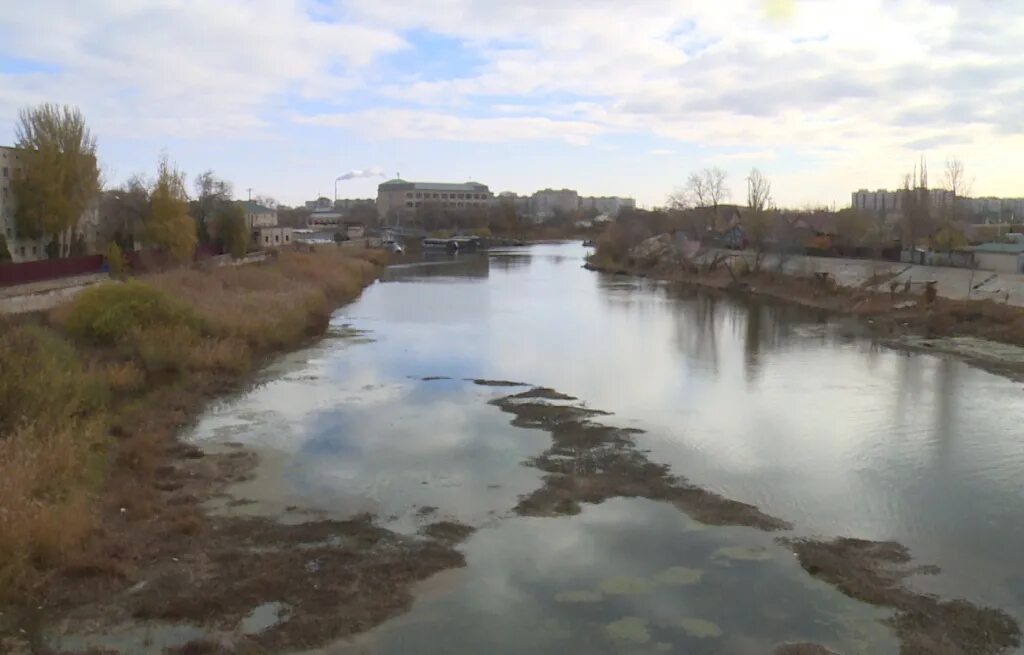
1,0,1022,209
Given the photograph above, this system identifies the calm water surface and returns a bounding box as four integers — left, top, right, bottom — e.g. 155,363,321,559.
186,243,1024,654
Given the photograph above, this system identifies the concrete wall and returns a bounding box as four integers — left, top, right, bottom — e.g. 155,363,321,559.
975,251,1023,274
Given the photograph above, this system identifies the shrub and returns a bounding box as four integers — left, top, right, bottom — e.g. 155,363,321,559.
63,280,201,345
188,338,251,374
105,242,126,278
103,361,145,394
0,324,105,436
129,325,198,375
0,420,104,600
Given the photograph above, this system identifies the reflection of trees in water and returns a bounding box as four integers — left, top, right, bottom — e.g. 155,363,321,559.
671,292,722,374
664,291,820,378
385,255,491,281
932,358,958,466
489,254,532,271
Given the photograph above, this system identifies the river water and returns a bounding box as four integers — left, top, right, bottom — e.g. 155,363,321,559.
185,243,1023,654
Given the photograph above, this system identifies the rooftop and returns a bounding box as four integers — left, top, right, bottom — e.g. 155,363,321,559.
378,178,490,192
240,201,276,214
971,242,1024,254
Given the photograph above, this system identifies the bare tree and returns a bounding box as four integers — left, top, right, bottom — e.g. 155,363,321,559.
746,168,772,214
191,170,233,244
942,158,972,198
744,169,775,269
688,167,729,210
942,157,974,223
672,167,730,237
899,162,935,252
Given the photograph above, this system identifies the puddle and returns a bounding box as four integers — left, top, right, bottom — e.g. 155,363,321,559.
241,601,290,635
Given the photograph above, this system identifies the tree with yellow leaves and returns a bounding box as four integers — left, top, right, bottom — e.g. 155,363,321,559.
143,155,197,262
11,104,100,258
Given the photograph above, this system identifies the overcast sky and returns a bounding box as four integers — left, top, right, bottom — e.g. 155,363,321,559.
1,0,1022,208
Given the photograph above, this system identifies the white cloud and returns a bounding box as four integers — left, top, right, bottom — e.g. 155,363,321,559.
648,149,674,156
0,0,405,138
295,110,605,145
2,0,1024,203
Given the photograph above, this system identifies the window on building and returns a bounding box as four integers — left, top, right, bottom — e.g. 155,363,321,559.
265,235,270,243
406,201,413,207
2,167,6,178
274,235,279,243
19,246,25,256
31,246,37,255
415,192,422,198
285,235,290,242
406,192,413,198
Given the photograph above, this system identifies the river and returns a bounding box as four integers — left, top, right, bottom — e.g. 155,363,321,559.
175,243,1024,654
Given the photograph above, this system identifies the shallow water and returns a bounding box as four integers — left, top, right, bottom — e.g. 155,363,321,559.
184,243,1024,653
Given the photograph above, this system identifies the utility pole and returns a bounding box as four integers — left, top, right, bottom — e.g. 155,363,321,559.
247,188,253,201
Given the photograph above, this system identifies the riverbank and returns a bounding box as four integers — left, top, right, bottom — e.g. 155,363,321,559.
0,247,479,653
585,248,1024,380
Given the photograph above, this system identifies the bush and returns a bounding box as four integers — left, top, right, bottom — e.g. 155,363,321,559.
0,324,105,436
129,325,197,375
188,337,251,374
0,421,103,599
63,280,201,345
105,242,126,277
103,361,145,394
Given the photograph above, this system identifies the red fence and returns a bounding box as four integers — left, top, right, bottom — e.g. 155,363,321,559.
1,244,225,287
0,254,104,287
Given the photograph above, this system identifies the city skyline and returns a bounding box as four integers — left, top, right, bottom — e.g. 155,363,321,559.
2,1,1023,208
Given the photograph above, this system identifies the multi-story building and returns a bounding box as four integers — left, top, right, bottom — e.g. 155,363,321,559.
239,201,292,248
579,195,636,216
852,189,902,214
496,192,532,216
531,188,579,220
376,179,492,222
333,198,375,212
852,187,954,218
241,201,277,230
2,146,51,262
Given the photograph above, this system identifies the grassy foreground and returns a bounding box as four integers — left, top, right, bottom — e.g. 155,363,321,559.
0,247,384,602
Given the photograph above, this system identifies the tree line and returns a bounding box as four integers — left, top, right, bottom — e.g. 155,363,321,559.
662,158,982,254
2,103,253,264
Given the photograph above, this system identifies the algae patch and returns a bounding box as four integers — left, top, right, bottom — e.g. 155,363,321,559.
712,545,773,563
653,566,703,586
605,617,651,644
599,576,654,596
679,617,723,638
553,589,603,603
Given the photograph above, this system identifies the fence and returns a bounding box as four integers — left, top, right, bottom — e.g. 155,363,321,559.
0,254,104,287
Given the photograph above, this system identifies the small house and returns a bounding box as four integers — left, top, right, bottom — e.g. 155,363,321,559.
970,242,1024,274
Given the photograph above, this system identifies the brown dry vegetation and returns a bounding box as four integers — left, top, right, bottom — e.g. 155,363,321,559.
0,247,384,606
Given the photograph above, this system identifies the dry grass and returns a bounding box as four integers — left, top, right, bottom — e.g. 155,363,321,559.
0,421,104,597
188,337,251,374
0,248,383,604
147,249,378,352
103,361,145,394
